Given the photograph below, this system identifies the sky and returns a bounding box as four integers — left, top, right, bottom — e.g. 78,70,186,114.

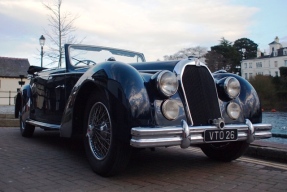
0,0,286,67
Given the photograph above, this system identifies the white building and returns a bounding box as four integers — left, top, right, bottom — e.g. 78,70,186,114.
0,57,30,105
241,36,287,80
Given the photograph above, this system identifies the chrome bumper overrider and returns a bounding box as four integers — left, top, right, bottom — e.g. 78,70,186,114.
130,119,272,148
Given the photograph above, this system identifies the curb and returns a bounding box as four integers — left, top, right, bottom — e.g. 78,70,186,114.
246,141,287,162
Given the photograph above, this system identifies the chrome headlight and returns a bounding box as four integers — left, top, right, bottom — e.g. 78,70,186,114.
227,102,241,120
224,77,240,99
161,100,179,120
157,70,178,97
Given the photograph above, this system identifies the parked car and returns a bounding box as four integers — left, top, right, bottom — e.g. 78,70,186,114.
15,44,272,176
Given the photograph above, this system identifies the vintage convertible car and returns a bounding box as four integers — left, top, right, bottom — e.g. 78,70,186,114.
15,44,272,176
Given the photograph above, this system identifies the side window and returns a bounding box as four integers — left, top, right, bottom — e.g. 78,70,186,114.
274,61,278,67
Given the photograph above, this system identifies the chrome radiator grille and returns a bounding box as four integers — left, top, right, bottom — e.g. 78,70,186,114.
181,65,221,126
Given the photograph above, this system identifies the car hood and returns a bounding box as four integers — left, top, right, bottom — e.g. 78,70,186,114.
130,60,180,73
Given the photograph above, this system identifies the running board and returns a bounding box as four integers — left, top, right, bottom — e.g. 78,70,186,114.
26,119,60,129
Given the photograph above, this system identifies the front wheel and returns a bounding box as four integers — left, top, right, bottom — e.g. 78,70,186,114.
83,93,131,176
200,141,249,162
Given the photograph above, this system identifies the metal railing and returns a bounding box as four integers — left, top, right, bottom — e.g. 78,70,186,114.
0,91,17,105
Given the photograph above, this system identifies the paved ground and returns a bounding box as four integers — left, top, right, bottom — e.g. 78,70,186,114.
0,127,287,192
0,106,14,114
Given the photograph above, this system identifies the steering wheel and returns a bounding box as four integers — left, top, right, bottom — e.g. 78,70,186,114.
74,60,96,66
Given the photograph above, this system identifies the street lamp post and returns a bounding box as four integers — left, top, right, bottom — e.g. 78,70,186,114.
39,35,45,67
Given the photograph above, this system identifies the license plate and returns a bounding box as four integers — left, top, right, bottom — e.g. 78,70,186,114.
204,129,238,142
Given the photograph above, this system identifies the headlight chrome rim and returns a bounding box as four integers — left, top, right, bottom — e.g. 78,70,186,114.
161,99,179,120
224,77,240,99
157,70,178,97
226,102,241,120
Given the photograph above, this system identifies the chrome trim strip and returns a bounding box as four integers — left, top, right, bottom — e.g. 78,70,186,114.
138,70,161,73
130,120,272,148
35,72,84,78
26,119,60,129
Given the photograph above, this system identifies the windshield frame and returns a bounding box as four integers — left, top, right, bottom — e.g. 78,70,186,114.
65,44,146,71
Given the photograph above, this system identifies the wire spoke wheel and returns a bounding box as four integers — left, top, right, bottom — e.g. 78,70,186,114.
83,92,131,176
86,102,112,160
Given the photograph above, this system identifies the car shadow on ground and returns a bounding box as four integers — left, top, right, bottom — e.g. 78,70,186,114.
19,128,244,178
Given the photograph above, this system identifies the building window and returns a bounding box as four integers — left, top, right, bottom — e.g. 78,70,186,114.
244,63,247,68
257,72,263,75
245,73,248,79
256,62,262,68
249,63,252,68
283,49,287,55
249,73,253,79
285,60,287,67
275,71,278,76
274,61,278,67
274,51,277,56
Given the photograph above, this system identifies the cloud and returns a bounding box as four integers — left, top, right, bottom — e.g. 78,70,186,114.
71,0,258,60
0,0,260,63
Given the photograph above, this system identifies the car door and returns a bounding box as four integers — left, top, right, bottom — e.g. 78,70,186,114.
30,69,67,125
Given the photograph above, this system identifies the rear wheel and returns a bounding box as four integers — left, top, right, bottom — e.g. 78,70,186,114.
200,141,249,162
20,113,35,137
83,92,131,176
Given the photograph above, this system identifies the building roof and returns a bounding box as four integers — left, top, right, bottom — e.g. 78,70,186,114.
269,36,282,46
0,57,30,78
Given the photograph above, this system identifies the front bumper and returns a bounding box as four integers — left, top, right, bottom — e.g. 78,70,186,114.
130,119,272,148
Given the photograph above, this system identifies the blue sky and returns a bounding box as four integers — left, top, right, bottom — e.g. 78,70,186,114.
230,0,287,49
0,0,286,67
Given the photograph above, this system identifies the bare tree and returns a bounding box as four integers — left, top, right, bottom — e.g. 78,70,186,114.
43,0,79,67
163,46,207,61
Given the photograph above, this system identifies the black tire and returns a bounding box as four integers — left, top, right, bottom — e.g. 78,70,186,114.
20,114,35,137
200,141,249,162
83,92,131,176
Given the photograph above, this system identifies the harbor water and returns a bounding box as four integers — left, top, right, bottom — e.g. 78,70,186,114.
263,112,287,144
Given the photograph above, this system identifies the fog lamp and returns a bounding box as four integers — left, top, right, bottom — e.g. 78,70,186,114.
161,100,179,120
227,102,241,120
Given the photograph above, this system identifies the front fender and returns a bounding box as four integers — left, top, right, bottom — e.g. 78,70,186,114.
213,73,262,123
60,61,151,139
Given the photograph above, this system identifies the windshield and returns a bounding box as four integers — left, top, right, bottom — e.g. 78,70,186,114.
69,45,145,67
